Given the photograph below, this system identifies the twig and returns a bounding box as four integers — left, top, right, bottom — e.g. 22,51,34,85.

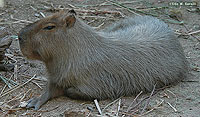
188,30,200,35
20,89,32,101
116,99,121,117
94,99,102,115
2,74,18,85
175,29,200,36
77,9,123,16
0,74,36,98
164,19,184,24
30,6,37,11
166,102,177,112
10,15,33,23
14,64,18,80
139,6,169,10
0,84,7,96
181,80,199,82
0,12,6,16
0,75,12,88
6,92,23,104
45,7,124,17
0,21,25,25
181,21,200,42
140,84,156,114
0,74,17,88
67,4,76,8
166,90,177,105
106,0,140,16
94,22,105,29
1,107,22,111
107,0,159,17
21,74,47,81
86,111,91,117
79,15,115,20
74,1,140,7
39,12,46,18
87,20,96,24
31,81,43,89
102,98,121,113
5,53,17,63
129,87,160,112
139,99,164,116
127,91,143,112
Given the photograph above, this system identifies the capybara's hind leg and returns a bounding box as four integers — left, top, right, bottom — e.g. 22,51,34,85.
65,87,93,100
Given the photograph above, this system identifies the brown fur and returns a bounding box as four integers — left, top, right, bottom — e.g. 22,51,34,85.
18,10,188,110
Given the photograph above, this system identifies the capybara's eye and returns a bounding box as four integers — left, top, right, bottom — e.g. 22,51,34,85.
43,26,56,30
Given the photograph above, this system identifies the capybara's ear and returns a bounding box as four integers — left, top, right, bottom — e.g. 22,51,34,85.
65,10,76,28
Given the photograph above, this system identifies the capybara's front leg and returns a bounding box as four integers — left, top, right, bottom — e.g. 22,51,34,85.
26,82,64,110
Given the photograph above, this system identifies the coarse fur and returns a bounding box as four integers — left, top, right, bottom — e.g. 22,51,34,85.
18,10,188,110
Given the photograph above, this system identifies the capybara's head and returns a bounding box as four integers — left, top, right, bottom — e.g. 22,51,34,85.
18,10,77,61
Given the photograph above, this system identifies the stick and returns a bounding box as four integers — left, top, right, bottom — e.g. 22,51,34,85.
45,7,123,16
74,1,140,7
166,90,177,105
21,74,47,81
175,30,200,36
0,75,12,88
94,22,105,29
79,15,115,20
94,99,102,115
0,74,36,98
3,74,18,85
6,92,23,104
137,6,169,11
140,84,156,114
0,84,7,96
14,64,18,80
116,99,121,117
39,12,46,18
127,91,143,112
102,98,121,113
107,0,158,17
181,21,200,42
10,15,33,23
67,4,76,8
140,99,164,116
20,89,32,101
31,81,43,89
188,30,200,35
106,0,140,16
166,102,177,112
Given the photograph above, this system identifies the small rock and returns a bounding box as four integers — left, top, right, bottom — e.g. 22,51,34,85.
35,13,40,17
19,101,28,108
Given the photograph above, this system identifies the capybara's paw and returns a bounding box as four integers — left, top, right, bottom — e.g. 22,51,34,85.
26,97,44,110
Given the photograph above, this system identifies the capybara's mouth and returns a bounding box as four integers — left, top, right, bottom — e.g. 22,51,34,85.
18,36,25,46
18,36,29,57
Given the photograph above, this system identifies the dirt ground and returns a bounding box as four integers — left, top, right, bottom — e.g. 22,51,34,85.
0,0,200,117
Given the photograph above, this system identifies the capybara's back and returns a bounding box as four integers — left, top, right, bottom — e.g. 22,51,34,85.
19,11,188,110
89,16,188,99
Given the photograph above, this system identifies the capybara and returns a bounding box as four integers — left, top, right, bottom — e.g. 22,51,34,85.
18,10,188,110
